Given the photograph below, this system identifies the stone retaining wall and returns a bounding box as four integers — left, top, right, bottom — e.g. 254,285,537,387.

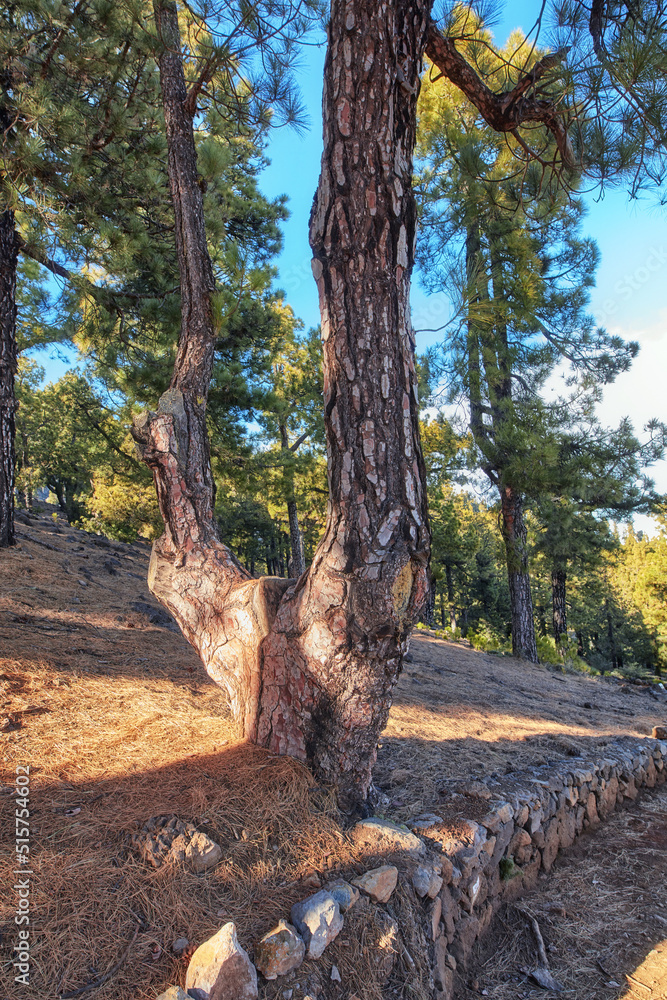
421,735,667,998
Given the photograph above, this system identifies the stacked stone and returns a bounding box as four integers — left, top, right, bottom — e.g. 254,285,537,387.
427,736,667,998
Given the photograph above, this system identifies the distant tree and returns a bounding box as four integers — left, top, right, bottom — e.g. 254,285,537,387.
15,369,144,522
611,520,667,674
0,0,167,545
532,418,666,644
256,325,325,577
416,34,637,661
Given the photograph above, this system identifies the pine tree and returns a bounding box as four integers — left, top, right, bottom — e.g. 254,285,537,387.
416,29,638,661
533,418,666,644
256,325,325,578
0,0,166,545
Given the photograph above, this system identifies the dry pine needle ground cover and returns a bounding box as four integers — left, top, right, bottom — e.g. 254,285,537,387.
0,509,665,1000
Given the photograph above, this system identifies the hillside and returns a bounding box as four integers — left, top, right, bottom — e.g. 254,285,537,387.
1,508,665,1000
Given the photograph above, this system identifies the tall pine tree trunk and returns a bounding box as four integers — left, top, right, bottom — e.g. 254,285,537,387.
135,0,430,808
500,484,537,662
0,209,18,548
552,566,567,644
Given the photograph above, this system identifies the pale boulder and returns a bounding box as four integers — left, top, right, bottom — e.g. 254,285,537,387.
185,922,257,1000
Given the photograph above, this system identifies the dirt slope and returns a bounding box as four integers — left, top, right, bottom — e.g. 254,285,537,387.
1,508,665,1000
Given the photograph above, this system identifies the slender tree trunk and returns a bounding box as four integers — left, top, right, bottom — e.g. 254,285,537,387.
422,575,436,625
135,0,430,809
279,423,306,578
0,210,18,548
552,566,567,644
606,601,619,670
286,499,305,576
500,484,538,662
444,561,457,630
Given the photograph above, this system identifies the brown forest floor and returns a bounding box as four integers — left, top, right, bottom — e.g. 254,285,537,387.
0,507,666,1000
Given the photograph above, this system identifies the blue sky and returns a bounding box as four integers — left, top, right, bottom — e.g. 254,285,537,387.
34,7,667,525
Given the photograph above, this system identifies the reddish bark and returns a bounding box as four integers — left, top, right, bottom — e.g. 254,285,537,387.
136,0,431,808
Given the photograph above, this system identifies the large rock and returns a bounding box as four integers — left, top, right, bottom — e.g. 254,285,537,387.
351,818,423,856
353,865,398,903
290,891,343,959
254,920,305,980
186,922,258,1000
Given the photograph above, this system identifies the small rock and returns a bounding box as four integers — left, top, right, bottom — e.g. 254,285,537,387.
300,873,322,890
326,879,360,912
468,874,482,904
410,812,443,833
427,873,444,898
441,857,454,882
454,780,492,800
155,989,190,1000
186,922,257,1000
186,830,223,872
429,897,442,941
254,920,305,980
350,818,423,856
412,865,443,899
172,937,189,955
653,724,667,739
412,865,433,897
282,992,293,1000
353,865,398,903
330,965,342,982
290,891,343,959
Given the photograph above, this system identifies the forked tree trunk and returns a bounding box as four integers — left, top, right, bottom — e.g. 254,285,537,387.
135,0,430,808
552,566,567,645
500,484,538,662
0,210,18,548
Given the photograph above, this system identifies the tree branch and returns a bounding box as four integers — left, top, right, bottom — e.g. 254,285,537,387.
17,236,178,303
425,23,575,167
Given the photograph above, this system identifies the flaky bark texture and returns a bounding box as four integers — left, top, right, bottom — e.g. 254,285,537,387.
0,210,18,548
552,567,567,645
500,485,538,662
136,0,431,809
